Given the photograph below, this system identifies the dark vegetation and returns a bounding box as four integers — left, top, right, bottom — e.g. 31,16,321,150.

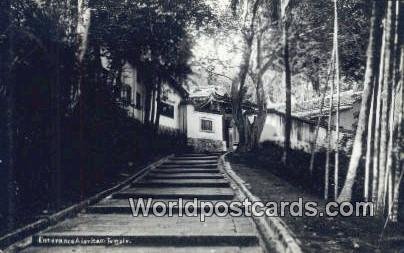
3,98,187,237
0,0,211,236
231,141,396,207
228,142,404,252
231,141,351,197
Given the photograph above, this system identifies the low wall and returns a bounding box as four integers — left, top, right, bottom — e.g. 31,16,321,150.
187,138,225,153
260,111,353,153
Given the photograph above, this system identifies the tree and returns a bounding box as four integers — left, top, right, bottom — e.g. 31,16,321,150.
388,1,403,222
376,0,395,214
229,0,262,152
229,0,296,153
333,0,341,200
308,50,335,176
337,0,384,202
91,0,211,131
338,1,403,222
281,0,292,164
324,58,335,200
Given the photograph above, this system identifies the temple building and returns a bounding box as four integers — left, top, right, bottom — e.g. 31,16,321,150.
116,61,353,153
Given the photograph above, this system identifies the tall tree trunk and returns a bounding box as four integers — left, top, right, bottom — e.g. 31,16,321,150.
231,0,261,152
77,0,91,199
385,55,397,213
309,51,335,176
364,81,377,201
248,34,267,150
77,0,91,65
231,33,254,152
333,0,341,200
377,1,395,214
282,18,292,164
372,24,386,204
388,4,403,221
324,73,334,200
337,0,384,202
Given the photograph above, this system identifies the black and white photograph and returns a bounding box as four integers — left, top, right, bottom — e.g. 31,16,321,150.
0,0,403,252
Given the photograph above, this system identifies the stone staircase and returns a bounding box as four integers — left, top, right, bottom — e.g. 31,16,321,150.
21,153,264,253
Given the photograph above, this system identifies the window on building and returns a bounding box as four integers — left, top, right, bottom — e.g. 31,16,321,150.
160,101,174,118
121,84,132,106
136,92,142,109
201,119,213,132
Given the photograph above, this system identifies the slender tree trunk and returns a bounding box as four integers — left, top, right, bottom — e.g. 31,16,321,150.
337,0,384,202
388,7,403,221
150,86,156,125
390,168,404,222
154,81,162,132
309,50,335,175
282,18,292,164
372,24,386,204
377,1,395,214
364,81,377,201
143,85,152,125
333,0,341,200
385,63,397,213
325,73,334,200
389,0,402,219
77,0,91,199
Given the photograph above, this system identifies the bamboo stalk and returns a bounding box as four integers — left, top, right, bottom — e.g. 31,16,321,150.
333,0,341,200
308,49,335,176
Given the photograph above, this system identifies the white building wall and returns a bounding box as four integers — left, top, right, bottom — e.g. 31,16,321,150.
185,104,223,141
260,112,341,152
120,64,184,130
159,83,183,130
330,103,361,131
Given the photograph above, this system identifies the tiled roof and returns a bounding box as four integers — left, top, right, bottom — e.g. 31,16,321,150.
189,91,256,114
270,90,362,116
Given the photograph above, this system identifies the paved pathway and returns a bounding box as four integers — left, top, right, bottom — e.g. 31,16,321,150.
20,154,264,252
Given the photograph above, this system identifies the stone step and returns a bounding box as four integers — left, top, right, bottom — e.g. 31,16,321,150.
31,214,258,247
147,173,225,180
112,187,234,200
164,160,217,165
21,246,264,253
171,156,219,161
180,152,219,155
152,168,220,174
86,199,244,214
159,164,218,169
132,178,230,187
176,154,219,158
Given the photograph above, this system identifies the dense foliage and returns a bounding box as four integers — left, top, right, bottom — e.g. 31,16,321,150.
0,0,211,234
